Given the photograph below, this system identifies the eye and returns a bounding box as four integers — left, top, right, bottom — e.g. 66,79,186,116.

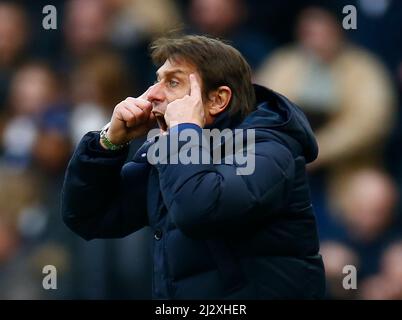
168,79,179,88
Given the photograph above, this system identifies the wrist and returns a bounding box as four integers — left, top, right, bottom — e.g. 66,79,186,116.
99,135,110,150
99,123,130,151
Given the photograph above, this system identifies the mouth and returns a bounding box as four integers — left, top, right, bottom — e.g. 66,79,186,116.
153,111,168,132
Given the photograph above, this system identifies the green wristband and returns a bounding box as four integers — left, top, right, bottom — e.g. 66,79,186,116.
99,123,129,151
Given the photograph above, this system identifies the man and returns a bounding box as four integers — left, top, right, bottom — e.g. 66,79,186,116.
61,35,325,299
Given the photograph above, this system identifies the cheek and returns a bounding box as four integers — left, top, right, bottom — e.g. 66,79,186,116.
167,88,187,102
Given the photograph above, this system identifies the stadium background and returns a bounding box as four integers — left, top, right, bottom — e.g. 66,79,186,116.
0,0,401,299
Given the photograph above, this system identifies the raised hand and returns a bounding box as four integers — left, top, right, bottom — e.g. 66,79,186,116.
105,88,156,145
164,74,206,129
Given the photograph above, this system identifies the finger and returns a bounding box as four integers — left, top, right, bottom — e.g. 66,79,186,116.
126,102,152,124
148,110,156,123
135,112,157,132
138,86,152,100
125,97,152,111
189,73,202,100
118,105,137,127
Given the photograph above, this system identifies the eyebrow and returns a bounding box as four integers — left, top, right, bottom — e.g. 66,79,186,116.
156,69,186,79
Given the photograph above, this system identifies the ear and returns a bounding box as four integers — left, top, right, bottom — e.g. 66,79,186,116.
206,86,232,116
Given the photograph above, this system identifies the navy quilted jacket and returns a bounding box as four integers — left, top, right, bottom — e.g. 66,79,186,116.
61,85,326,299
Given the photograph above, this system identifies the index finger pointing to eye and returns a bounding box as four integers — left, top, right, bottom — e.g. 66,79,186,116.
189,73,202,99
138,86,152,100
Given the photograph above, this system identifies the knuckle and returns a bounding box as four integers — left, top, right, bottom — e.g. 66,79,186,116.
134,105,145,115
127,115,136,123
114,104,123,113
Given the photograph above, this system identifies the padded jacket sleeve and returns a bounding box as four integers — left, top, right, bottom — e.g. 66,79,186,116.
61,132,149,240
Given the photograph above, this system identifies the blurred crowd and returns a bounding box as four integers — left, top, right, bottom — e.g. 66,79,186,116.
0,0,401,299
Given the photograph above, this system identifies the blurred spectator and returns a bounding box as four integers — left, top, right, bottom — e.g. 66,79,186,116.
106,0,182,46
320,241,359,299
0,0,400,300
102,0,183,92
360,240,402,299
186,0,273,70
345,1,402,195
336,169,398,243
1,62,67,168
0,2,28,67
255,6,396,236
0,220,19,265
69,52,131,145
320,169,400,299
32,128,72,177
385,59,402,218
63,0,111,60
378,241,402,298
0,168,43,299
0,1,29,111
0,168,40,226
189,0,246,37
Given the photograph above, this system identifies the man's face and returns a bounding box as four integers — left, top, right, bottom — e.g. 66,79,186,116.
146,57,207,131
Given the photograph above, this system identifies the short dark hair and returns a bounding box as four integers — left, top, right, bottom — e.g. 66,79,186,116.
150,35,256,117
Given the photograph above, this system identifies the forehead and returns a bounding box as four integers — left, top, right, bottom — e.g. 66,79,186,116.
156,57,198,77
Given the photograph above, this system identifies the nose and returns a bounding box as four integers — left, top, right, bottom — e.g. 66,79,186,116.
146,82,165,104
